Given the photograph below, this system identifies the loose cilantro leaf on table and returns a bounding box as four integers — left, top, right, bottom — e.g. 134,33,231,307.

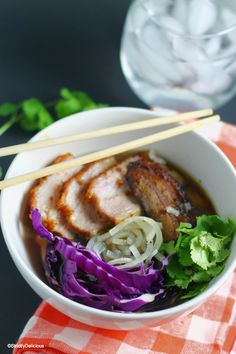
0,102,17,116
55,88,107,119
160,215,236,299
0,88,107,136
20,98,54,132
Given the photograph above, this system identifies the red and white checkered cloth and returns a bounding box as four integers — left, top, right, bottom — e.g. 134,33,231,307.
14,121,236,354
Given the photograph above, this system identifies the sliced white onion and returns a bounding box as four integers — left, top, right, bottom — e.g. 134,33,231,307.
86,216,163,269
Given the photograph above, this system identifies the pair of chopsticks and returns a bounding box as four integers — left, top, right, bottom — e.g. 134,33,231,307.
0,108,219,190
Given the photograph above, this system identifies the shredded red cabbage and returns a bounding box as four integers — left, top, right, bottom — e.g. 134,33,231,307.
31,208,167,312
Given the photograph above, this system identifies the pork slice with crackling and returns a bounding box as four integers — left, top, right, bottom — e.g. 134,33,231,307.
29,153,83,240
85,155,144,224
58,157,116,237
126,160,196,241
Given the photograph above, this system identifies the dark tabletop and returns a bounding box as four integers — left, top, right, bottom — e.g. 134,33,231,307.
0,0,236,350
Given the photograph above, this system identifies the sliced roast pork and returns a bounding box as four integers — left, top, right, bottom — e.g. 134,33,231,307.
29,153,83,239
86,155,143,224
58,157,116,237
126,160,195,241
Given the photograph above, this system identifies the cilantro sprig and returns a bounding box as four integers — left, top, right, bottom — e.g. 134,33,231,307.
160,215,236,299
0,88,107,136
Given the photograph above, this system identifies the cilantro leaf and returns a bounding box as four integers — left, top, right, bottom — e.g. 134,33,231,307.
181,283,208,299
73,91,95,108
199,232,222,254
0,103,17,116
192,271,211,283
190,232,224,270
20,98,53,131
55,88,107,119
177,246,193,266
174,278,191,289
22,98,42,119
166,256,189,280
216,248,230,262
60,88,74,99
159,240,175,254
0,88,107,135
194,215,236,238
55,88,81,118
176,222,192,233
206,264,224,277
162,214,235,299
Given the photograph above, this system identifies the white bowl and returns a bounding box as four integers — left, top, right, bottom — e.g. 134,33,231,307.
1,107,236,330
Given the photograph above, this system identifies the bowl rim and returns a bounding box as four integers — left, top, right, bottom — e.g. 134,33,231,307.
1,106,236,320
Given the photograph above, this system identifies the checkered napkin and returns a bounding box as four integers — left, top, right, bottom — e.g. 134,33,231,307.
14,122,236,354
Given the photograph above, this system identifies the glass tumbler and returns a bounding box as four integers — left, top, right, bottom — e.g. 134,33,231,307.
120,0,236,112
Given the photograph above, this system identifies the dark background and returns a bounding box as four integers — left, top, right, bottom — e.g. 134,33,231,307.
0,0,235,350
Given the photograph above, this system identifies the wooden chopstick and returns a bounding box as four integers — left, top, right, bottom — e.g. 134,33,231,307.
0,108,213,157
0,114,219,190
